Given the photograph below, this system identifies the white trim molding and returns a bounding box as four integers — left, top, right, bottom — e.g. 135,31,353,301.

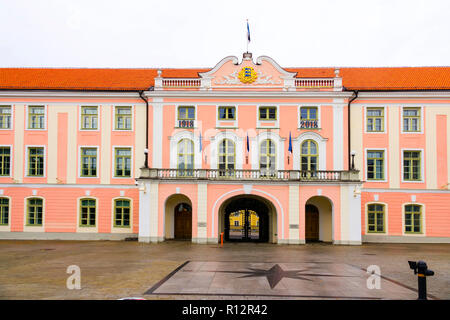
251,131,285,171
209,131,244,170
293,132,327,171
169,130,202,169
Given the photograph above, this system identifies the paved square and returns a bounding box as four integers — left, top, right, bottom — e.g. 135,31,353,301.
146,261,418,299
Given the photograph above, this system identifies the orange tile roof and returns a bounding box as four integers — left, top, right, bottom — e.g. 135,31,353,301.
1,66,449,91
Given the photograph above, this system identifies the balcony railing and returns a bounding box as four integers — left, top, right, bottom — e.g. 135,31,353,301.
161,78,201,88
295,78,335,89
139,168,360,182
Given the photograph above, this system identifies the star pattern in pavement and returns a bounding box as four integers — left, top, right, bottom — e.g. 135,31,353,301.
214,264,357,289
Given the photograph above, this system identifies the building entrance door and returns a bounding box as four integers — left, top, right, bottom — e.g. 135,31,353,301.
305,204,319,241
228,209,260,241
224,197,269,242
174,203,192,239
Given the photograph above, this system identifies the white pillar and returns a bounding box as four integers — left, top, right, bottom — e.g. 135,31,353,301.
288,184,303,244
195,182,208,244
138,182,151,243
333,103,345,170
138,181,160,243
338,184,362,245
152,98,163,168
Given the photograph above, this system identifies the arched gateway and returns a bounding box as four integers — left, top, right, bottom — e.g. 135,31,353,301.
218,195,277,243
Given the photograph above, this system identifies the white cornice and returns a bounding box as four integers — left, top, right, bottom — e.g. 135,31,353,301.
256,56,297,79
0,91,141,99
143,90,353,99
198,56,239,78
355,91,450,99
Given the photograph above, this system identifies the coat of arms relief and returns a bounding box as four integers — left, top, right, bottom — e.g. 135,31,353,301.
214,67,282,85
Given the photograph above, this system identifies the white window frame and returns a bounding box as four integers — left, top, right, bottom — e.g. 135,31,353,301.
364,148,388,183
25,145,46,178
252,131,284,171
78,146,100,178
365,202,388,234
216,105,238,128
298,105,321,129
112,105,134,131
111,197,133,232
112,146,134,179
169,131,201,169
175,104,197,129
256,105,279,129
23,196,45,232
79,105,100,131
400,105,424,134
401,148,425,183
0,105,13,130
293,132,327,171
0,195,11,231
76,196,98,233
0,145,12,177
210,131,244,170
25,105,47,131
364,105,386,134
401,202,426,236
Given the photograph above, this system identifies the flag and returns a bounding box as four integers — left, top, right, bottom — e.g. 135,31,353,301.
246,133,250,152
247,20,251,43
288,132,292,153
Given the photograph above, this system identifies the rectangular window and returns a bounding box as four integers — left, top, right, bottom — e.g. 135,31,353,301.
80,199,96,227
114,199,130,227
27,198,43,226
367,150,384,180
405,204,422,233
80,148,97,177
28,147,44,176
218,106,236,120
178,106,195,120
367,204,385,233
403,151,421,181
0,198,9,225
28,106,45,129
300,107,318,121
300,106,319,129
115,106,132,130
81,106,98,130
0,147,11,176
259,107,277,120
114,148,132,177
366,107,384,132
0,106,12,129
403,107,421,132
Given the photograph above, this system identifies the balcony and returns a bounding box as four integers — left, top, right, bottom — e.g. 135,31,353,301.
138,168,360,182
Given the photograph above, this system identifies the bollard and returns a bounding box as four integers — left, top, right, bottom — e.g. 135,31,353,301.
408,260,434,300
220,232,224,247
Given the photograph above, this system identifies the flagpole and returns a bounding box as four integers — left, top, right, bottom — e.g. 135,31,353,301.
246,19,250,53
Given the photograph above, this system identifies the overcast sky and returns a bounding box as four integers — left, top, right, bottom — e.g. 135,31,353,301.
1,0,449,69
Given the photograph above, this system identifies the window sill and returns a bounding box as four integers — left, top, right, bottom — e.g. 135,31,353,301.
298,127,322,131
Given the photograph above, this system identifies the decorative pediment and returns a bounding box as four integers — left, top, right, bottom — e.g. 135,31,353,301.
198,54,297,90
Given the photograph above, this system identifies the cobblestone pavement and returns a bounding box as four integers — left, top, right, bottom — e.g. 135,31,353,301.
0,240,448,300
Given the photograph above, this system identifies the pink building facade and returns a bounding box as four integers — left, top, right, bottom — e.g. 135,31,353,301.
0,53,449,244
